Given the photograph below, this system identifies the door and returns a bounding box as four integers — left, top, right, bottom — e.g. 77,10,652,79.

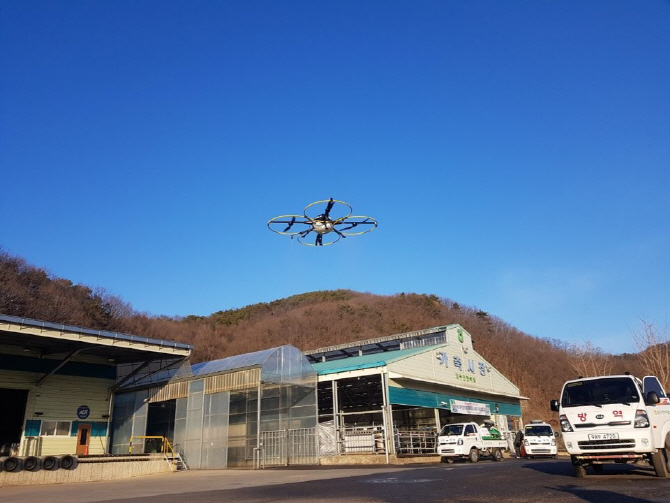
76,424,92,455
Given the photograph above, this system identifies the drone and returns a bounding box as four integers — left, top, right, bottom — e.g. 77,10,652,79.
268,198,378,246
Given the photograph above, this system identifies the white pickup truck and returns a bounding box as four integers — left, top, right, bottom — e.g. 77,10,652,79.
437,422,508,463
551,374,670,477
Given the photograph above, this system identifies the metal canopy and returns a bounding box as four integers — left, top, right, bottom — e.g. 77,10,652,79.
0,313,192,364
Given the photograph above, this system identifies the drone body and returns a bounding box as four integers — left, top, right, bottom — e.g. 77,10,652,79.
268,198,377,246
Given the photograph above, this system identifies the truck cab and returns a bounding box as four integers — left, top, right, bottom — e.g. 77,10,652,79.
522,420,558,458
551,374,670,477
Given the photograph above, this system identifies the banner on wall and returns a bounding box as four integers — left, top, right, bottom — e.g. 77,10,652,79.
450,399,490,416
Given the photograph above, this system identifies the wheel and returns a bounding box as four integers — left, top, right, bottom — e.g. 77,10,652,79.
23,456,42,472
59,455,79,470
492,448,503,462
41,456,60,471
440,456,448,463
571,456,586,478
592,464,604,474
650,448,670,478
469,448,479,463
3,456,23,472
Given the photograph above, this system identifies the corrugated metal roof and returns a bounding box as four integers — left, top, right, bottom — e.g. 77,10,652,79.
0,313,193,351
304,325,449,355
191,346,281,376
311,345,439,375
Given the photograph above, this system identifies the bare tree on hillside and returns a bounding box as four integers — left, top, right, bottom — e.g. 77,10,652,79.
569,340,613,378
632,319,670,389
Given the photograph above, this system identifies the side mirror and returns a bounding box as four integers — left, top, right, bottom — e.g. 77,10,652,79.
646,391,660,405
550,399,559,412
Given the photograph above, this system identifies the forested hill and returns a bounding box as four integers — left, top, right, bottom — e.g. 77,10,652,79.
0,248,639,423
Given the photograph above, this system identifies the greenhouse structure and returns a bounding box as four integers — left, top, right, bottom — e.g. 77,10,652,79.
110,345,318,469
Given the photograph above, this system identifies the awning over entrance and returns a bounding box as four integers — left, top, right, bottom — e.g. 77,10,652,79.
388,386,522,416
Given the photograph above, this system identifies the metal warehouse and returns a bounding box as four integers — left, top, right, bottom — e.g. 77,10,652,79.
1,314,525,481
306,325,525,461
0,314,191,467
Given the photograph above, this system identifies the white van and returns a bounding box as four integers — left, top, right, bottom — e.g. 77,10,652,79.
522,420,558,458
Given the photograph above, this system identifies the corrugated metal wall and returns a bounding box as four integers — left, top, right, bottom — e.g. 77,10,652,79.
204,368,261,394
146,368,261,404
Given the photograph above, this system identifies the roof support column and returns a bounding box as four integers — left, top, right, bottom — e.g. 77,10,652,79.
332,379,339,454
381,370,392,461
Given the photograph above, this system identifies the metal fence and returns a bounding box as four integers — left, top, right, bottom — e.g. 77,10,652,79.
256,428,318,468
394,429,437,456
340,426,386,454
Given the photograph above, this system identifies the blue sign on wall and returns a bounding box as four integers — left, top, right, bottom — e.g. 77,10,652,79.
77,405,90,419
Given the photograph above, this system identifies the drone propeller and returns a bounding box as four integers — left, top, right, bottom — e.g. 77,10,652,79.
323,198,335,220
334,217,377,235
283,216,296,233
337,218,368,231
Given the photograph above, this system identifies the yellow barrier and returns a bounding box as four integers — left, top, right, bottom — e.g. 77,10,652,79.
128,436,178,470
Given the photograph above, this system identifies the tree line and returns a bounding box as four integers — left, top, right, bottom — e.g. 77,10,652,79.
1,247,667,426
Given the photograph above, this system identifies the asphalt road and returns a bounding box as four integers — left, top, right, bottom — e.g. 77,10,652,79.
4,458,670,503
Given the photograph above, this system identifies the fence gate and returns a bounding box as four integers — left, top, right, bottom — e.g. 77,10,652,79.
257,428,318,468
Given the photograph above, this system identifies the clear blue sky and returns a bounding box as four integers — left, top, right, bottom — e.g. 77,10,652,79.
1,1,668,354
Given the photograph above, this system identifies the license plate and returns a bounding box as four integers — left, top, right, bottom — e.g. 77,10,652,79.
588,433,619,441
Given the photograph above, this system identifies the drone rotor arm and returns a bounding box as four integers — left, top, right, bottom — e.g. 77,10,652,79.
333,216,378,235
268,215,311,235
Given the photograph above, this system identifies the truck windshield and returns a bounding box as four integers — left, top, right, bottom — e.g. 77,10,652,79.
439,424,464,436
525,425,553,436
561,377,640,407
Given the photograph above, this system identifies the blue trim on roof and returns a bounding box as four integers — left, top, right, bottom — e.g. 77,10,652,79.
311,346,439,375
0,313,193,351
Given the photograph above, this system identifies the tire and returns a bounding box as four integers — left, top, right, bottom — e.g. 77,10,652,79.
469,448,479,463
23,456,42,472
571,456,586,478
59,455,79,470
2,456,23,472
41,456,60,471
650,448,670,478
440,456,448,463
492,448,503,462
592,464,604,474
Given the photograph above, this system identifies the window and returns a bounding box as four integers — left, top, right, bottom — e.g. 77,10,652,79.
562,377,640,407
643,376,667,399
40,421,71,436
